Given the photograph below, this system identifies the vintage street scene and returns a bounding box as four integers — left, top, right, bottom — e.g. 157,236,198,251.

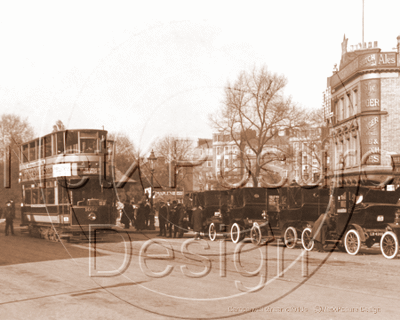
1,1,400,319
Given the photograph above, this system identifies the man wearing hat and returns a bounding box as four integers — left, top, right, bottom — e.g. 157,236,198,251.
3,200,15,236
158,202,167,237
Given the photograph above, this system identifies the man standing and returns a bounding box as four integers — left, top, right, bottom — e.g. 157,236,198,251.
176,203,186,238
144,200,151,229
168,201,178,238
136,202,146,231
3,200,15,236
191,205,203,240
158,202,167,237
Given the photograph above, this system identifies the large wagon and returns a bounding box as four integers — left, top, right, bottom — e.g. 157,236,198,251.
302,185,400,255
250,185,330,248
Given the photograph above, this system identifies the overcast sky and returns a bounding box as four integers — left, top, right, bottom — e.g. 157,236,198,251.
1,0,399,155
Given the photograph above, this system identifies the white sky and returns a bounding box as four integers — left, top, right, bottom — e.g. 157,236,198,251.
1,0,399,155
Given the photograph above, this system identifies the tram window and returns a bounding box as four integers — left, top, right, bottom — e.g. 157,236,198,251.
22,144,29,163
65,131,78,154
31,189,38,204
57,132,64,154
44,135,52,157
38,138,44,159
29,141,37,161
25,189,31,205
58,186,69,204
46,188,55,204
38,189,45,204
81,139,96,153
107,141,114,160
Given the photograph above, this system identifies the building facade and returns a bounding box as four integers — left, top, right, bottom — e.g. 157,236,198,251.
325,35,400,185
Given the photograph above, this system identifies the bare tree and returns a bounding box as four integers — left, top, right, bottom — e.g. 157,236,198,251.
52,120,66,132
0,114,35,158
0,114,35,207
151,135,195,190
107,131,138,174
209,66,304,187
152,135,194,162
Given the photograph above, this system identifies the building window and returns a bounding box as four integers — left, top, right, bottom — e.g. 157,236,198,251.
353,90,358,112
344,95,349,119
340,98,344,121
217,147,222,155
207,161,212,167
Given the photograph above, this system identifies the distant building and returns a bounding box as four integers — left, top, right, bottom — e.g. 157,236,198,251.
289,126,329,183
212,130,289,188
192,138,214,191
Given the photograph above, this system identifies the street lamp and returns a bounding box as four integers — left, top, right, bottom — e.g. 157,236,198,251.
148,149,157,230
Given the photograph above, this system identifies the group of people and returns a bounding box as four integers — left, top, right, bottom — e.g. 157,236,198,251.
1,200,16,236
119,199,152,231
118,198,205,240
158,201,204,240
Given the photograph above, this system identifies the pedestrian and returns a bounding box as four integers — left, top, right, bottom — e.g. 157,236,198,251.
191,205,203,240
158,202,167,237
136,202,146,231
122,199,135,229
168,200,178,238
176,203,186,238
120,201,130,229
144,200,151,229
3,200,15,236
166,200,172,237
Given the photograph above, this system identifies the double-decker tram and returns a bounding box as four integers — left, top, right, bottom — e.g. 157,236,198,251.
19,129,116,241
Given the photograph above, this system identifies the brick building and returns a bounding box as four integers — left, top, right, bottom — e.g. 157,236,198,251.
324,35,400,184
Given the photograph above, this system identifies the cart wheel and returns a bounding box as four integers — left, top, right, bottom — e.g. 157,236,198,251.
284,226,297,249
250,224,262,246
344,229,361,255
231,223,245,244
301,227,314,251
209,223,217,241
380,231,399,259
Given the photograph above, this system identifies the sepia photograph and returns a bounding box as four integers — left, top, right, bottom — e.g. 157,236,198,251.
1,1,400,319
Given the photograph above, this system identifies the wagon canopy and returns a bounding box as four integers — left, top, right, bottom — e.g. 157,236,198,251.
203,190,220,207
231,188,266,207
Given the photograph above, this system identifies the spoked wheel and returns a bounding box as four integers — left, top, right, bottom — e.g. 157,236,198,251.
284,226,297,249
250,224,262,246
381,231,399,259
231,223,245,244
301,227,314,251
208,223,217,241
344,229,361,255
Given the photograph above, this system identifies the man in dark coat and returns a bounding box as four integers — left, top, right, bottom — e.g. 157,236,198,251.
158,202,167,237
168,201,179,238
191,205,203,240
176,203,186,238
3,200,15,236
144,201,151,229
120,202,129,229
136,202,146,231
122,199,135,229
